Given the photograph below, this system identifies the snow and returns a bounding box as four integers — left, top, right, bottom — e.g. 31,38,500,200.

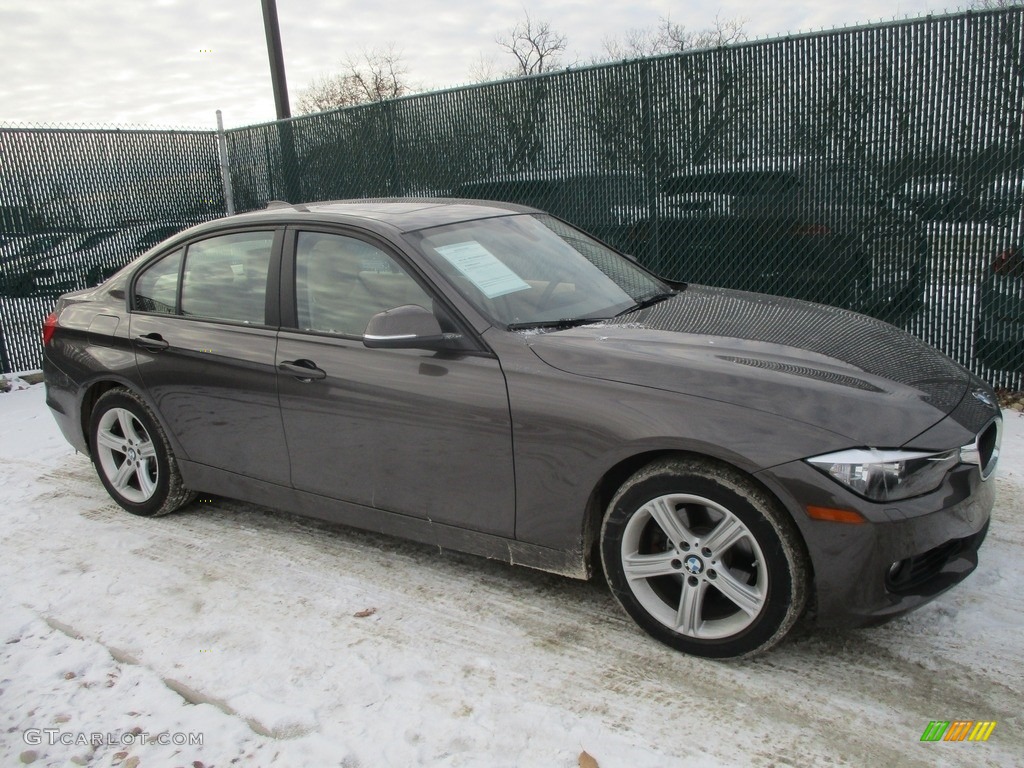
1,382,1022,767
0,373,37,394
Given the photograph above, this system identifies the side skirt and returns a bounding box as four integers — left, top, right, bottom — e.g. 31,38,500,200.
178,460,589,580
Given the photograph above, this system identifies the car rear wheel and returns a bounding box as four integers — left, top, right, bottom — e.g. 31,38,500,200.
601,457,809,659
89,388,194,516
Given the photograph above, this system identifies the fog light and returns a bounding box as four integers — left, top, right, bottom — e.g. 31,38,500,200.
888,561,904,580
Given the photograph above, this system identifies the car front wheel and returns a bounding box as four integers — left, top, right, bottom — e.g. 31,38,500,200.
601,457,809,659
89,388,194,516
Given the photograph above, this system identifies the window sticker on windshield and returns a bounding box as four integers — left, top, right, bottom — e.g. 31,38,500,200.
434,241,531,299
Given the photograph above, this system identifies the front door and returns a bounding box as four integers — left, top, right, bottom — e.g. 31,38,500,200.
276,229,516,537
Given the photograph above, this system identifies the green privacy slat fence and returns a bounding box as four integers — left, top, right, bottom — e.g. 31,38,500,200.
2,7,1023,387
0,126,225,372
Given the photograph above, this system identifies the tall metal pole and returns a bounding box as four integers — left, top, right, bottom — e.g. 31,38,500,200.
215,110,236,215
261,0,291,119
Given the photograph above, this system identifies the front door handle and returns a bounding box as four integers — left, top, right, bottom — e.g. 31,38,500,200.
134,333,169,351
279,359,327,381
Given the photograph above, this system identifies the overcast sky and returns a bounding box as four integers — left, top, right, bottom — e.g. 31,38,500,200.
0,0,948,130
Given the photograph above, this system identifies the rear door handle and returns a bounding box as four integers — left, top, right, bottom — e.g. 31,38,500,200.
134,333,169,351
279,359,327,381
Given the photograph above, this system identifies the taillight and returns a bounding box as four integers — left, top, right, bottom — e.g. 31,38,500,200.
42,312,58,346
992,246,1023,276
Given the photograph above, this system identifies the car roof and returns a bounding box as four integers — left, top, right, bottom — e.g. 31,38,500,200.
219,198,540,234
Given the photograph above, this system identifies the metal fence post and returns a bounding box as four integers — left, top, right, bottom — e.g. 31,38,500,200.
640,60,661,273
278,120,302,203
216,110,235,215
0,316,10,375
386,100,401,196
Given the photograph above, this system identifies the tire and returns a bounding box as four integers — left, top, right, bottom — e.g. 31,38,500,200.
601,456,809,659
89,388,194,517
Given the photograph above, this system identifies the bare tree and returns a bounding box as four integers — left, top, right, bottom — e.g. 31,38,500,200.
297,46,411,114
601,28,666,61
587,13,754,173
601,14,748,61
496,12,569,77
468,53,502,84
660,14,748,51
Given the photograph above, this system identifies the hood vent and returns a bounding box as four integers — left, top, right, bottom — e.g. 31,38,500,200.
719,356,884,392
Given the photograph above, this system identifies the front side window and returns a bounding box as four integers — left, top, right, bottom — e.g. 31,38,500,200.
295,232,433,336
180,232,274,324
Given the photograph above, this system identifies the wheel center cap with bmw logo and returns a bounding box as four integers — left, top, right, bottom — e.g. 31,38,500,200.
684,555,705,575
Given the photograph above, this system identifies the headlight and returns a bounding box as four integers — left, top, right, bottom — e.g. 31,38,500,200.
806,448,959,502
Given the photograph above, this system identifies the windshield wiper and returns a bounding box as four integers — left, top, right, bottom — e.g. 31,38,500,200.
508,291,678,330
506,317,611,331
615,290,677,316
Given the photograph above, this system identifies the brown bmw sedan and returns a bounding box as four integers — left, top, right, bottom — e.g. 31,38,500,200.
42,199,1000,658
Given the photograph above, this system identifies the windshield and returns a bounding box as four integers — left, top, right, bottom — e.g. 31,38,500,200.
406,214,670,327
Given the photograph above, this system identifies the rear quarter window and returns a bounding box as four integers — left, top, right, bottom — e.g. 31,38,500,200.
133,248,183,314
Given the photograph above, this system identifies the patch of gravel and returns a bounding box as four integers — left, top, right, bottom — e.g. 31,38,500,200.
996,389,1024,411
0,371,43,393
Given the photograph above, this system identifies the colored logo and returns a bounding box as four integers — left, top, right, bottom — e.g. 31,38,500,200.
920,721,996,742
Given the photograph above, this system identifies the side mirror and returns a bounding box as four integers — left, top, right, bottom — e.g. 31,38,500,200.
363,304,459,350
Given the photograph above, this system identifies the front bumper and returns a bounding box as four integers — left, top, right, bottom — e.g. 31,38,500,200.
759,459,995,627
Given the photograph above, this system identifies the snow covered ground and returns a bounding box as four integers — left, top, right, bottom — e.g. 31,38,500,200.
1,381,1022,768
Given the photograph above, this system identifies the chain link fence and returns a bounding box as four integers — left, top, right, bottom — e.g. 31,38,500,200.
2,7,1023,385
0,125,224,372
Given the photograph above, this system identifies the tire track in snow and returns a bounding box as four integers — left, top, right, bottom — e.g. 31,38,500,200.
4,453,1022,766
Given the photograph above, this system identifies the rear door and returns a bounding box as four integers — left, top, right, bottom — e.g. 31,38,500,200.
275,227,516,536
130,228,290,485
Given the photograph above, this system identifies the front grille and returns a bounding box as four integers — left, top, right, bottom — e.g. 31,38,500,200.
961,417,1002,480
977,420,999,478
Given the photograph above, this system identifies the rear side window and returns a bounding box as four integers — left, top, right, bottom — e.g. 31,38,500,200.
134,248,183,314
132,231,275,324
180,232,274,324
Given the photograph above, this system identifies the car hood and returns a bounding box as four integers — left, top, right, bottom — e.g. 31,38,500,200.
525,285,975,447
